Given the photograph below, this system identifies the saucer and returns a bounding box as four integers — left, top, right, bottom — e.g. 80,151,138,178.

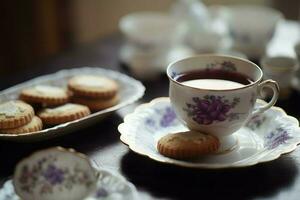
118,97,300,169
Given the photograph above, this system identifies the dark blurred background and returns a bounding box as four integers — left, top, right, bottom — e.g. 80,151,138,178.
0,0,299,78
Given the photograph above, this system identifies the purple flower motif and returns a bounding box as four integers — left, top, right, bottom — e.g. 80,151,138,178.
160,107,176,127
43,165,65,185
184,95,241,125
95,187,108,198
265,128,292,149
206,61,237,72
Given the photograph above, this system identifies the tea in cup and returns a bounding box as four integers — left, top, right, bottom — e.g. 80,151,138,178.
167,55,279,151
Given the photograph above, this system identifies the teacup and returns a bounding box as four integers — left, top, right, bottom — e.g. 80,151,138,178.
167,55,279,151
294,42,300,79
226,5,283,58
119,11,187,47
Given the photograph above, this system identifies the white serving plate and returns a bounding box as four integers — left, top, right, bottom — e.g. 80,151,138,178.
0,67,145,142
118,97,300,169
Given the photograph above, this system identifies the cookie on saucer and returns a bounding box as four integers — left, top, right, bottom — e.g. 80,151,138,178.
68,75,118,99
20,85,69,106
0,101,35,129
157,131,220,159
38,103,90,125
0,116,43,134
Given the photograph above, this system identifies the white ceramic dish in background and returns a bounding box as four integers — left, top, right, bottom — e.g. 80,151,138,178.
216,50,248,60
260,56,298,99
293,42,300,85
118,97,300,169
186,30,224,53
119,11,187,46
119,43,194,79
0,147,138,200
0,67,145,142
226,5,283,58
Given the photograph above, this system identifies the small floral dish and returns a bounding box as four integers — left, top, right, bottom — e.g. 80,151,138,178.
13,147,97,200
118,97,300,168
0,67,145,142
0,147,138,200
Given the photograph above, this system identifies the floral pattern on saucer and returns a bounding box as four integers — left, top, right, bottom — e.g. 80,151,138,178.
119,97,300,168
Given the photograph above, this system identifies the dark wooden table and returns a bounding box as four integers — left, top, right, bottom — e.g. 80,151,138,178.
1,28,300,199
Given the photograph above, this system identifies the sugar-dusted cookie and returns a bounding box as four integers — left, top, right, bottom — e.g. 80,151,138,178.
20,85,69,106
71,95,119,111
0,101,35,129
38,103,90,125
0,116,43,134
157,131,220,159
68,75,118,98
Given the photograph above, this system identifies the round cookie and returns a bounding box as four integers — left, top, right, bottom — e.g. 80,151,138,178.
0,101,35,129
20,85,69,106
157,131,220,159
38,103,90,125
0,116,43,134
71,95,119,111
68,75,118,98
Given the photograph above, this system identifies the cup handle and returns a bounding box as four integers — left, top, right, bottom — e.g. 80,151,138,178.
252,80,279,115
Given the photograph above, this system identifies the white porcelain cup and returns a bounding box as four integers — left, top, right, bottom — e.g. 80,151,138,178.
294,42,300,77
226,5,283,58
167,55,279,151
119,11,187,47
261,56,298,99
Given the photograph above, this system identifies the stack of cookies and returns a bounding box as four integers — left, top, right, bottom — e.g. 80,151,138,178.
20,85,69,107
0,101,42,134
19,84,91,126
68,75,119,111
0,74,119,134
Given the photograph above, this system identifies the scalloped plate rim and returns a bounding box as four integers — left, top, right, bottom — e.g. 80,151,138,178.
0,67,145,141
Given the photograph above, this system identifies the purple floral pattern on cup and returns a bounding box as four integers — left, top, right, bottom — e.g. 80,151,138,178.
17,155,95,195
206,61,237,72
183,95,243,125
265,127,292,149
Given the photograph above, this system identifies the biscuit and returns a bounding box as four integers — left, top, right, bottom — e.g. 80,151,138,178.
0,101,35,129
68,75,118,98
0,116,43,134
157,131,220,159
38,103,90,125
71,95,119,111
20,85,69,106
